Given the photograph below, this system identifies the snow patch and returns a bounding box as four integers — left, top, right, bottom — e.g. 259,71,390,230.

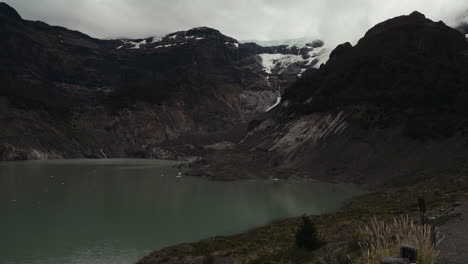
130,39,147,49
297,69,307,77
117,39,147,49
310,47,331,67
155,44,176,49
151,36,163,43
225,42,239,48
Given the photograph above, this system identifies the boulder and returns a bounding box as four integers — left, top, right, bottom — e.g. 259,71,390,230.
380,256,410,264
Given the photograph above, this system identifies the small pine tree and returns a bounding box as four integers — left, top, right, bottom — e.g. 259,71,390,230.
202,254,214,264
295,215,321,251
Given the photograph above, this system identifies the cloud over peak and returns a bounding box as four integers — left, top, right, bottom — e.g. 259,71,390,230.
4,0,468,47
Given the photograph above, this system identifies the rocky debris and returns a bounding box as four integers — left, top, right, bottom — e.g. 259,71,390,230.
239,90,279,113
203,141,236,150
380,256,410,264
0,143,28,161
257,112,348,153
427,207,459,223
438,201,468,264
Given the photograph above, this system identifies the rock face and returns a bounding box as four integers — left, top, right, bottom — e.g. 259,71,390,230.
0,3,323,160
185,12,468,184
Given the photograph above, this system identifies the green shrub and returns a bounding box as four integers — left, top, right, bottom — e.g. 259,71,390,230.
202,254,214,264
295,215,322,251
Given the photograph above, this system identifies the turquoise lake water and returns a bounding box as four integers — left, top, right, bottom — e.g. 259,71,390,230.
0,159,365,264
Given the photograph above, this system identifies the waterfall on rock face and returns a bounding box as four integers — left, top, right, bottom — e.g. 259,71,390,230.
265,91,282,112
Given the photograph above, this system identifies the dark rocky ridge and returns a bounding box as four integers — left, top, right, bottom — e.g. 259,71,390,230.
0,2,323,161
183,12,468,184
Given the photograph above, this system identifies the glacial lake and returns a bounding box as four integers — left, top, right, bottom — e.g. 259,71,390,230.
0,159,365,264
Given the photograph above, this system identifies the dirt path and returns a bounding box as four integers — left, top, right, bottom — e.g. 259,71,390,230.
438,201,468,264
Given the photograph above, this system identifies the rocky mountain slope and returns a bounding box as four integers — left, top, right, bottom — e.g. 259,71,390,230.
184,11,468,184
0,2,325,161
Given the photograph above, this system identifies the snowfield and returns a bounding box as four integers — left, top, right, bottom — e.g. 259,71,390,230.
259,45,329,75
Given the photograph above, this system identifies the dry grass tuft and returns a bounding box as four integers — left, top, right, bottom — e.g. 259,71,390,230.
355,215,443,264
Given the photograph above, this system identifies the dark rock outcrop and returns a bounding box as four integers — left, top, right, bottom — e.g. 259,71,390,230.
328,42,352,61
0,2,22,21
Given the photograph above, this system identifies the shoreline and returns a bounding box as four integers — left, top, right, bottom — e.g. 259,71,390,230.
2,157,466,263
0,156,371,185
137,175,468,264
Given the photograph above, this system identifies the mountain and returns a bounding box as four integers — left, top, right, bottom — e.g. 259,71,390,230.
183,11,468,184
0,2,327,161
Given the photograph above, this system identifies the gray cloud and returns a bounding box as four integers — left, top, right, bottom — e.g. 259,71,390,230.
4,0,468,47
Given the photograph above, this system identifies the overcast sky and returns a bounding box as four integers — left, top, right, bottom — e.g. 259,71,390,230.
4,0,468,47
